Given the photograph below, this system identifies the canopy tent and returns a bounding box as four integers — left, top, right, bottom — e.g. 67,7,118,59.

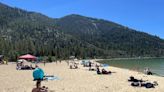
19,54,36,61
17,59,32,66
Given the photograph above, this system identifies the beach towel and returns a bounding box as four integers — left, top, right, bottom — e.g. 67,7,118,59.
44,76,60,81
128,76,158,88
102,64,109,67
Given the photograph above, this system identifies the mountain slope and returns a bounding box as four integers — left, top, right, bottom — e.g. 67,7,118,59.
0,3,107,60
0,3,164,61
56,14,164,57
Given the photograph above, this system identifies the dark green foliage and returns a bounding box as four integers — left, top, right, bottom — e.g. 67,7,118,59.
0,3,164,61
47,56,52,63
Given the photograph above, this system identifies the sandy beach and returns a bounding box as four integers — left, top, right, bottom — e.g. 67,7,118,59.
0,60,164,92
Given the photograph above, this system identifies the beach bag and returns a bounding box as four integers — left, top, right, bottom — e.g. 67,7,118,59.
145,83,154,88
33,68,44,80
131,82,140,87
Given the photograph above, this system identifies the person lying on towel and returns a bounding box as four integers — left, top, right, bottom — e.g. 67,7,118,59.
101,68,111,74
96,66,111,74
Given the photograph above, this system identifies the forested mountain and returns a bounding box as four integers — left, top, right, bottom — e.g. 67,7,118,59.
0,2,164,61
56,14,164,58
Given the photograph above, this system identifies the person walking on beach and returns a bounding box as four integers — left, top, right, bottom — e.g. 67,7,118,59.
43,61,46,66
89,61,92,70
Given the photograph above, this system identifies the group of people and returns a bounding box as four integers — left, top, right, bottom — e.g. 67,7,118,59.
96,66,111,74
16,62,35,70
69,61,78,69
70,63,78,69
128,76,158,88
87,61,111,75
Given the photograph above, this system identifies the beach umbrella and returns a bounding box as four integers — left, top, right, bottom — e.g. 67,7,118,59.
33,68,44,80
19,54,36,61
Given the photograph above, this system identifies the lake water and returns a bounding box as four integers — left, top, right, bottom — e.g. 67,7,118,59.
100,58,164,76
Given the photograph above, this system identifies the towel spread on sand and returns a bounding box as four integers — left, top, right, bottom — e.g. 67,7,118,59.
102,64,109,67
45,76,60,80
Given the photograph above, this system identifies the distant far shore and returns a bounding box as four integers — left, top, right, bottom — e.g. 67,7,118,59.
95,56,164,62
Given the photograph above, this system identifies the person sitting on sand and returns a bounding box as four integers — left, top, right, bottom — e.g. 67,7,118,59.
101,68,111,74
35,65,39,68
70,63,78,69
74,63,78,69
16,63,21,70
144,68,152,75
96,66,101,74
32,81,48,92
30,64,35,69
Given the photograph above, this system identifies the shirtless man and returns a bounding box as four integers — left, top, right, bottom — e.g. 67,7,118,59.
32,81,48,92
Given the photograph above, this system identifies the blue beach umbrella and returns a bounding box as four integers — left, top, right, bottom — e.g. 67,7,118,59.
33,68,44,80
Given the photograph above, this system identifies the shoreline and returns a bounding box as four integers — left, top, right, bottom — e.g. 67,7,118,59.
95,57,164,61
92,59,164,77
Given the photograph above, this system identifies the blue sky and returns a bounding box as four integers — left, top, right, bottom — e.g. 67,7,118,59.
0,0,164,39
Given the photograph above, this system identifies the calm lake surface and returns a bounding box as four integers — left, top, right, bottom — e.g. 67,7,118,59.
100,58,164,76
